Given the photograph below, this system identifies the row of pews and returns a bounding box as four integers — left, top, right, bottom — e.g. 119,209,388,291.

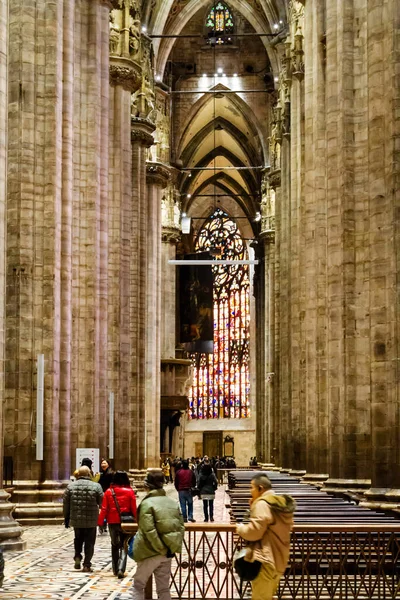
226,470,400,598
226,470,399,524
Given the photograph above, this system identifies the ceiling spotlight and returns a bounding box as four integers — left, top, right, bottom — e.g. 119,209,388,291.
255,212,261,222
217,67,223,74
279,20,283,24
156,75,161,81
187,194,192,198
273,23,279,30
182,212,187,217
202,73,207,78
188,173,192,177
274,76,279,82
142,25,147,33
233,73,238,77
214,73,218,78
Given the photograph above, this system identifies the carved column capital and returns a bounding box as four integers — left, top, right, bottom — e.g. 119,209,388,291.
131,117,155,147
162,227,181,244
259,230,275,244
110,57,142,92
269,169,281,190
146,162,171,187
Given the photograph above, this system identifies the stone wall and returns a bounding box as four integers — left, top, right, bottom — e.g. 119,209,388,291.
4,0,160,490
268,0,400,487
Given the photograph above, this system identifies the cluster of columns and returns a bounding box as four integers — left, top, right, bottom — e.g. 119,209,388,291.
257,0,400,489
0,0,179,537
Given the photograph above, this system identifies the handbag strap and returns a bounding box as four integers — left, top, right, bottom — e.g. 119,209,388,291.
111,487,122,517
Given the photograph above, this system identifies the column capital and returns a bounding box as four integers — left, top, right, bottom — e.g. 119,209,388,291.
110,57,142,92
146,161,171,187
268,168,281,190
259,229,275,244
131,117,155,147
162,227,181,244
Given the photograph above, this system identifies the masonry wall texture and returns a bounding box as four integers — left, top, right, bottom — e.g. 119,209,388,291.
268,0,400,487
0,0,399,517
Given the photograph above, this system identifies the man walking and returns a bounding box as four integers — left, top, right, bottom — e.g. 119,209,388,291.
174,460,196,522
63,465,103,572
132,471,185,600
236,474,295,600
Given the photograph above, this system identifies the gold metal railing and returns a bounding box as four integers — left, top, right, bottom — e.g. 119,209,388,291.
123,523,400,599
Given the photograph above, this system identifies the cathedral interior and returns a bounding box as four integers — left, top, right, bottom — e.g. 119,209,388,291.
0,0,399,570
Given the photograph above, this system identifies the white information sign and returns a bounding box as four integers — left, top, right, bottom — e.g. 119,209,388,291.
76,448,100,475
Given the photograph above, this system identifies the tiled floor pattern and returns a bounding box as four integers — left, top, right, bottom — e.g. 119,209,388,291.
1,484,231,599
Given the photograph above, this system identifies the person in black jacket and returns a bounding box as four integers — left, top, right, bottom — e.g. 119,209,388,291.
198,462,218,522
63,466,103,572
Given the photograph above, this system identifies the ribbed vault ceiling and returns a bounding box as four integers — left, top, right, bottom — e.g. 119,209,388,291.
145,0,287,227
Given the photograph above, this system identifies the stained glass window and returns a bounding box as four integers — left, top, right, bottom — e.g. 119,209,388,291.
189,209,250,419
206,2,234,45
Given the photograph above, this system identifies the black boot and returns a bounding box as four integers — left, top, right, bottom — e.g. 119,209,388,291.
117,547,128,579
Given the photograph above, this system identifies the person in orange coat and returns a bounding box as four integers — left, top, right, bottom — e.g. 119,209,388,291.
236,474,295,600
98,470,137,578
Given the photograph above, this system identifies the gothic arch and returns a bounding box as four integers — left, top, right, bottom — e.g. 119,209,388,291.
176,84,268,163
153,0,279,76
183,173,258,221
185,145,259,193
180,117,261,171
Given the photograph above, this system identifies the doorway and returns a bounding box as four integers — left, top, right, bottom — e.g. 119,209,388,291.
203,432,223,458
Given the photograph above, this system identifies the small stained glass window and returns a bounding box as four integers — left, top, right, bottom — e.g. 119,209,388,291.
189,209,250,419
206,2,234,45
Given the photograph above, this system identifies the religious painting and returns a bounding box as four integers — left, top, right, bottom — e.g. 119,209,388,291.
179,252,214,354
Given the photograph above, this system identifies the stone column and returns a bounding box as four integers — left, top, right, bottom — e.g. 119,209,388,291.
367,0,400,487
259,236,275,464
69,0,111,460
130,119,154,469
146,162,170,467
6,0,64,487
108,1,142,468
5,0,111,520
161,183,181,360
0,0,25,549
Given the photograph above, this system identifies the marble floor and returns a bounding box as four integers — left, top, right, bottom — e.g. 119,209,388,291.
1,484,231,599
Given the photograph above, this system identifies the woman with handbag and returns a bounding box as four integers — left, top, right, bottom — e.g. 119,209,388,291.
198,462,218,522
98,470,137,578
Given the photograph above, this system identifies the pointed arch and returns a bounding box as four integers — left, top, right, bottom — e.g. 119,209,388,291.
181,117,261,170
177,85,268,163
183,172,255,213
154,0,278,76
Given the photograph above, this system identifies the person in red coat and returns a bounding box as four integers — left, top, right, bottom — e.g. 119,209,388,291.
98,470,137,578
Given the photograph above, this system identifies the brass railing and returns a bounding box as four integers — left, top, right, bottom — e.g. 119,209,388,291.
123,523,400,599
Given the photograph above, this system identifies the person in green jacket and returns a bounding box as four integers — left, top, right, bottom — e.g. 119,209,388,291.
132,471,185,600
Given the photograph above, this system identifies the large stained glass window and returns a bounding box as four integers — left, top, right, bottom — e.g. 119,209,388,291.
189,209,250,419
206,2,234,45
